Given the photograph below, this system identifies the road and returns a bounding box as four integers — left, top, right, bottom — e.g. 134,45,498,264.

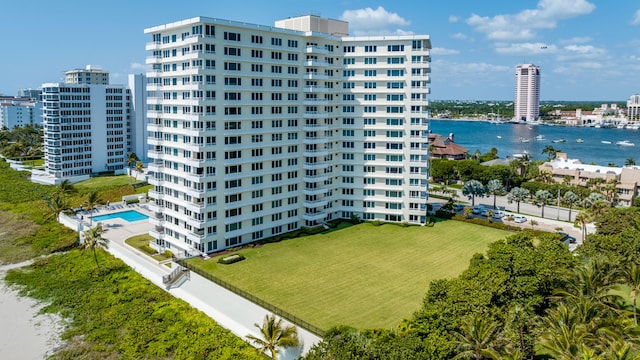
429,189,589,250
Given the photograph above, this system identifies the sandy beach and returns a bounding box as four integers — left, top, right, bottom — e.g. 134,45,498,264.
0,262,65,359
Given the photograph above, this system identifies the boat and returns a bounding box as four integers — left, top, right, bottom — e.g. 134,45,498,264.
628,124,640,130
552,139,565,143
601,140,612,144
519,137,530,143
616,140,635,147
535,135,545,141
496,135,502,139
576,138,584,143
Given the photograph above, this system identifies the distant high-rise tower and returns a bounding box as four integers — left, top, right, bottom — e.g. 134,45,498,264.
514,64,540,122
65,65,110,85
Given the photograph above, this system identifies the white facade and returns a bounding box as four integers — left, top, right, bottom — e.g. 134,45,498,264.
627,94,640,122
0,98,42,129
128,73,149,164
514,64,540,122
144,15,431,256
38,83,132,182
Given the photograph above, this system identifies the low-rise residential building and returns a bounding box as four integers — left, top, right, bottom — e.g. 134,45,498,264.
539,152,640,207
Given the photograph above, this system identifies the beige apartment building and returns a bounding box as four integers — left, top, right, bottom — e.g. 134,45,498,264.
539,153,640,206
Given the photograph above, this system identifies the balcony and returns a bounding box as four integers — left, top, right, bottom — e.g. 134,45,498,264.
303,86,328,93
305,46,329,54
302,211,327,221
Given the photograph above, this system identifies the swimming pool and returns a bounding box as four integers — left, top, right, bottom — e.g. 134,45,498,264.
91,210,149,223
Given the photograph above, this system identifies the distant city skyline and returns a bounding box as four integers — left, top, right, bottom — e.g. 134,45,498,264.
1,0,639,101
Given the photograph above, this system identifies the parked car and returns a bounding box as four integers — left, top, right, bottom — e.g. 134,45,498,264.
454,203,466,212
557,231,577,244
472,205,484,214
513,215,527,223
492,210,505,219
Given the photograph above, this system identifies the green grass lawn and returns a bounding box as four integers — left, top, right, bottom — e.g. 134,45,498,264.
187,221,509,330
75,175,136,190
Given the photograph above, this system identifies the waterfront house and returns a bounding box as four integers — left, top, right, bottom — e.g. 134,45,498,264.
428,133,468,160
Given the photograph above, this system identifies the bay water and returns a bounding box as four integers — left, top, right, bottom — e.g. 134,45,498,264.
429,119,640,166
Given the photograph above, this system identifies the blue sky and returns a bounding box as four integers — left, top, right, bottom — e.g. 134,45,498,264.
1,0,639,101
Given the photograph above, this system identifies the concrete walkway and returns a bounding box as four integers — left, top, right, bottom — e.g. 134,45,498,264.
75,205,321,359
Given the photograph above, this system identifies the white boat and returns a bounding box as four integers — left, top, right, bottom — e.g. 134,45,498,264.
519,137,530,143
496,135,502,139
552,139,566,143
535,135,545,141
576,138,584,143
601,140,612,144
628,124,640,130
616,140,635,146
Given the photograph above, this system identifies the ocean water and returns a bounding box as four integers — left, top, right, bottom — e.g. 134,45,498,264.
429,119,640,166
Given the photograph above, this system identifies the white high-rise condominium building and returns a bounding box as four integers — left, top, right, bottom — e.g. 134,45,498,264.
144,15,431,256
34,72,147,184
627,94,640,122
514,64,540,122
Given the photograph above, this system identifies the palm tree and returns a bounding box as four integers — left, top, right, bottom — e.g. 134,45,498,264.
539,303,589,359
127,152,140,177
532,189,553,218
624,158,636,167
452,314,504,360
562,191,580,221
602,179,620,205
84,191,102,225
620,263,640,326
56,179,77,196
45,193,69,227
574,211,593,243
462,180,486,206
134,160,144,178
486,179,506,210
583,192,608,217
542,145,558,161
507,187,530,213
530,219,538,230
463,206,473,219
82,223,109,275
246,314,299,360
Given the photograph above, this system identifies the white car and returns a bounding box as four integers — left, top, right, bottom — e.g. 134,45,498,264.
513,215,527,223
492,210,505,219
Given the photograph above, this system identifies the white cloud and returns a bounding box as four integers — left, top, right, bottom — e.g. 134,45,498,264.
449,16,459,23
340,6,411,36
556,44,606,61
466,0,595,41
130,62,148,70
632,9,640,25
431,47,460,56
432,59,511,78
558,36,592,45
494,42,558,56
451,32,468,40
553,61,603,74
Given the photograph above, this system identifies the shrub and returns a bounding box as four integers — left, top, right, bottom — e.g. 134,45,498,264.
125,199,140,205
163,250,174,258
218,253,246,264
371,220,384,226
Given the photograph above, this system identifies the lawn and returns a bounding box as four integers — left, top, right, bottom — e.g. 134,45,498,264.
187,221,509,330
75,174,137,191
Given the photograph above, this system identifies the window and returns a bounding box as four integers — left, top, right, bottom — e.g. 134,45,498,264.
387,44,405,52
364,45,377,52
224,32,240,41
